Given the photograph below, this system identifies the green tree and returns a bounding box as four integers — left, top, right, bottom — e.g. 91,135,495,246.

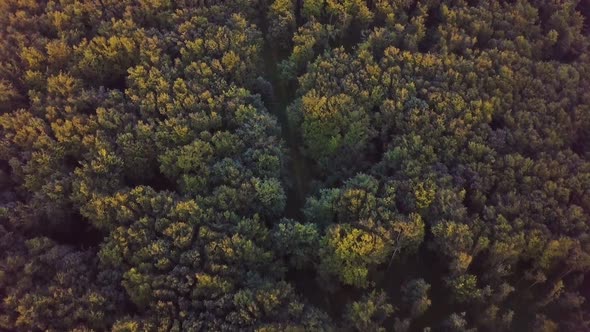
345,290,394,332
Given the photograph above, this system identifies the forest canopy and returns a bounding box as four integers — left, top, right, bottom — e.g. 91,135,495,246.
1,0,590,331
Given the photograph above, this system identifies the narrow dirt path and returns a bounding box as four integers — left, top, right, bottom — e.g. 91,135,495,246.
262,46,312,220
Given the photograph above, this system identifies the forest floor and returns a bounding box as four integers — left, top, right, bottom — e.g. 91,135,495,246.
262,46,312,221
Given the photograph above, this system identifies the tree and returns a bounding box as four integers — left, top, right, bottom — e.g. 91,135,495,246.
401,279,431,318
271,219,320,268
268,0,297,49
345,290,394,332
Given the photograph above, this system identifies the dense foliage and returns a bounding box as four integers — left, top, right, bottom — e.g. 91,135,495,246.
1,0,589,331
